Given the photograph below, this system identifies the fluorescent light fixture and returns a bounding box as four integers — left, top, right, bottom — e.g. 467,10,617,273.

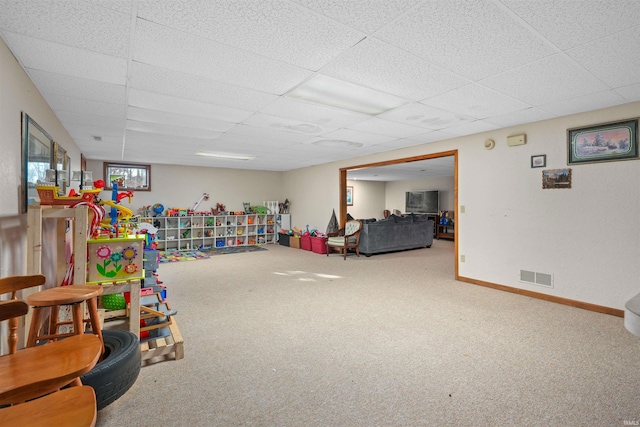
287,75,410,115
195,151,255,161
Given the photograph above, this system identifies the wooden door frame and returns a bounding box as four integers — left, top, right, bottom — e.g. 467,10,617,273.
339,149,458,278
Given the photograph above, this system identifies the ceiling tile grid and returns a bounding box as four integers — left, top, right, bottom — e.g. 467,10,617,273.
566,25,640,88
132,19,313,95
41,92,126,119
374,0,557,81
3,32,127,85
136,0,366,71
0,0,131,57
27,69,126,105
0,0,638,176
479,54,610,106
318,37,470,101
129,62,279,112
502,0,640,51
290,0,422,34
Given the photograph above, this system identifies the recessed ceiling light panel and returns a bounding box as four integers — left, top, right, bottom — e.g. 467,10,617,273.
195,151,255,160
287,75,410,115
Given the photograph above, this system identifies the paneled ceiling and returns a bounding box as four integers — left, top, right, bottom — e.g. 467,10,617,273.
1,0,639,174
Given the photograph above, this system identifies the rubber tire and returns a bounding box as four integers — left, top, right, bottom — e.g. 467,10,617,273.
81,330,141,410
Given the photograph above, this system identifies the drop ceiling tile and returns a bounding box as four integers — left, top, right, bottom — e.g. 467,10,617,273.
291,0,421,34
379,103,475,130
79,145,125,162
375,0,556,81
133,19,312,95
485,108,555,129
128,89,253,123
615,83,640,103
401,130,458,145
129,62,278,111
347,117,427,138
422,84,531,119
502,0,640,50
27,69,125,104
320,38,469,101
567,26,640,88
43,92,125,118
225,124,311,144
137,0,365,71
127,107,236,133
481,54,612,106
0,0,130,57
55,110,125,131
320,128,395,145
258,97,370,128
242,113,333,136
441,120,500,137
539,90,627,117
2,32,127,85
125,120,224,141
86,0,133,15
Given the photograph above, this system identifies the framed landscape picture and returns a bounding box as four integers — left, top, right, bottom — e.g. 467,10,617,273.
542,168,571,189
567,119,638,165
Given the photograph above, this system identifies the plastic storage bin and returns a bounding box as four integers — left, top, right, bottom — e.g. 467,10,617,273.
278,233,290,246
311,236,328,254
300,234,312,251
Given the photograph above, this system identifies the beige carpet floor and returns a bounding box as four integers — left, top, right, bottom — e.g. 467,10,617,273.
96,240,640,426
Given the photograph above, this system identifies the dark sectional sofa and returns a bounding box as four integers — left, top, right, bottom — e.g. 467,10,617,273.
358,214,434,257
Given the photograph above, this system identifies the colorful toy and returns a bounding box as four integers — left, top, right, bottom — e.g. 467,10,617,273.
152,203,164,216
102,293,126,311
35,169,102,206
191,193,210,211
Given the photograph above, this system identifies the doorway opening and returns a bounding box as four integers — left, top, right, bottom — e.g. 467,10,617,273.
339,149,458,278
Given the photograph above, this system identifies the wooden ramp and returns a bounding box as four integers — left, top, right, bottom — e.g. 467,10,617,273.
137,293,184,366
140,317,184,366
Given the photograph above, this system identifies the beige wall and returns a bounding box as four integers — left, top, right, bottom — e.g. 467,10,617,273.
345,180,386,220
2,34,640,311
345,176,455,221
0,38,81,281
283,102,640,311
86,161,284,215
385,176,455,214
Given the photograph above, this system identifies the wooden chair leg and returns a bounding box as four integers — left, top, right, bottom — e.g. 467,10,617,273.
27,308,44,347
86,297,104,355
48,304,60,340
72,303,84,335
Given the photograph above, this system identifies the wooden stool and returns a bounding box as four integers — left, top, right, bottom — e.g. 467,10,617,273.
26,285,104,353
0,386,97,427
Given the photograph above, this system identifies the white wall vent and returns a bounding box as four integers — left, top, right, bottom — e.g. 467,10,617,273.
520,270,553,288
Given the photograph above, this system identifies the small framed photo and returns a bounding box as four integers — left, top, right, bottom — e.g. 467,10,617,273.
542,168,571,189
567,118,638,165
531,154,546,168
346,186,353,206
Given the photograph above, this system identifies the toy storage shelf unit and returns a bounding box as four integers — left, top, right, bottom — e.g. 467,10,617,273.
141,213,278,251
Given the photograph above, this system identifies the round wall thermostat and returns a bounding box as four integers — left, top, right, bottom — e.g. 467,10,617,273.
484,139,495,150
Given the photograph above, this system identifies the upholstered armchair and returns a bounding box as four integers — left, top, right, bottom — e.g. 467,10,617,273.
326,220,362,260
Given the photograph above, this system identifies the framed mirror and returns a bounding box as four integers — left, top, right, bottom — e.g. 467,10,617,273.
53,142,69,194
22,113,54,211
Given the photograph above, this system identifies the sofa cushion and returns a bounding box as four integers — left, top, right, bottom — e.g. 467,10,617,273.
391,214,412,223
376,217,394,224
411,213,430,222
359,218,377,224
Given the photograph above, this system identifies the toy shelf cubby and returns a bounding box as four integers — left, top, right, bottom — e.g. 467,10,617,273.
141,213,278,251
